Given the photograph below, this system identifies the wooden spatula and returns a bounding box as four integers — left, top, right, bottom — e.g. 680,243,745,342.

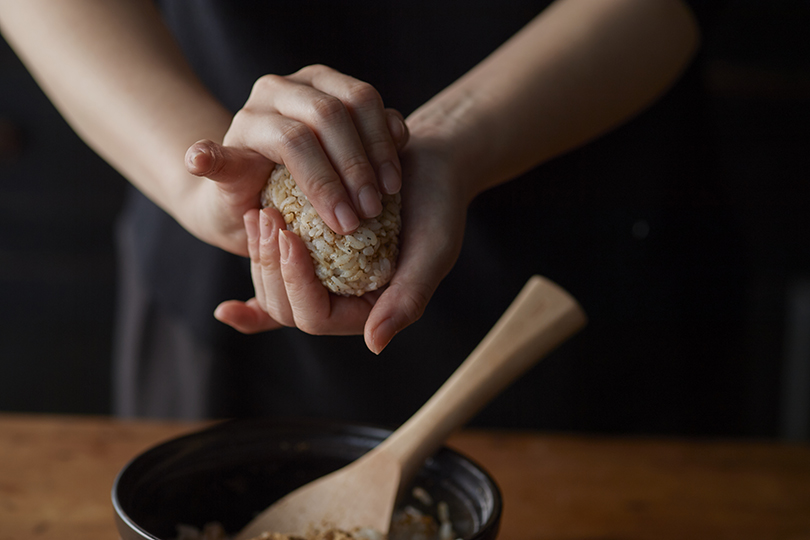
236,275,586,540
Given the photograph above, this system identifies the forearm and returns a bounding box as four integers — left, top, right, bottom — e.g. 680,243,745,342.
406,0,700,202
0,0,231,232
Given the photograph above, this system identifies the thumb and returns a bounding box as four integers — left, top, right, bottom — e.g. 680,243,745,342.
363,215,464,354
385,109,409,152
185,139,275,193
364,276,437,355
364,258,444,354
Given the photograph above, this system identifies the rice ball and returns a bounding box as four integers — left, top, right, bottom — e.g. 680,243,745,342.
261,164,401,296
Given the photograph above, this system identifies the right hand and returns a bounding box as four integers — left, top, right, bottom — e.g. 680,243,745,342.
215,130,473,354
184,64,408,256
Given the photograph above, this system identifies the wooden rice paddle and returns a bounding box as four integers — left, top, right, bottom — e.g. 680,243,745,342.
236,275,587,540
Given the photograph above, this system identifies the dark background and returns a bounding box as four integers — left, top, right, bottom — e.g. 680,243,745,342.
1,0,808,439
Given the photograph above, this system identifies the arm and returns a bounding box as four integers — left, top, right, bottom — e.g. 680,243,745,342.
220,0,700,352
0,0,236,247
369,0,700,350
407,0,700,201
0,0,403,256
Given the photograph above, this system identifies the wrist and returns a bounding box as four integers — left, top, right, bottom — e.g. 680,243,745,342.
405,90,499,205
137,164,244,256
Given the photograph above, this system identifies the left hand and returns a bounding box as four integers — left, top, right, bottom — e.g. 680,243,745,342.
214,131,472,354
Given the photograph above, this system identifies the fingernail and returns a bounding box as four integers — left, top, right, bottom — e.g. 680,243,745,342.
358,184,383,218
387,113,404,143
186,148,203,172
334,201,360,233
185,145,212,175
278,230,291,263
379,161,401,194
371,318,397,354
186,148,199,167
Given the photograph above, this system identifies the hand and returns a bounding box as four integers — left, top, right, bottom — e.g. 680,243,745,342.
215,132,471,354
185,64,407,256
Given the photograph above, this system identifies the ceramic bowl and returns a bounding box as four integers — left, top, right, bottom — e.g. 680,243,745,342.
112,418,502,540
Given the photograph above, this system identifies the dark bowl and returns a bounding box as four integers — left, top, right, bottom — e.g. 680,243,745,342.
112,418,502,540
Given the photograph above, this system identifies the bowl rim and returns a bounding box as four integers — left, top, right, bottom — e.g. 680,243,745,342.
112,417,503,540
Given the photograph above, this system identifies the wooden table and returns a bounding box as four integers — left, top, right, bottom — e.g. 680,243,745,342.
1,413,810,540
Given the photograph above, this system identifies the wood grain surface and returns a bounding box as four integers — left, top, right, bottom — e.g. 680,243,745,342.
1,414,809,540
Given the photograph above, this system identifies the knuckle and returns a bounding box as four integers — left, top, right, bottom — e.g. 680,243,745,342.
296,64,322,76
346,81,382,110
258,245,274,266
291,298,330,335
247,242,261,263
341,154,374,181
277,122,316,154
268,304,296,328
304,63,331,75
310,94,347,122
277,315,298,329
365,137,396,161
295,317,322,335
396,282,431,325
251,73,283,96
293,65,312,78
304,174,343,203
228,107,261,144
228,108,250,133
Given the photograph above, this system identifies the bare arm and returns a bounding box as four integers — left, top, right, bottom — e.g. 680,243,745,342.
1,0,700,353
0,0,238,245
220,0,701,351
408,0,700,201
0,0,404,256
365,0,700,350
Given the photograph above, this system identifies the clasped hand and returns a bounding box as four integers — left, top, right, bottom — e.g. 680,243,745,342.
185,65,468,353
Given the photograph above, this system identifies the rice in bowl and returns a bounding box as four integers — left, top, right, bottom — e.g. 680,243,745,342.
175,488,459,540
261,164,401,296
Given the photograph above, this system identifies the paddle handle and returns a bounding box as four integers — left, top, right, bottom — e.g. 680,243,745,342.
376,275,587,488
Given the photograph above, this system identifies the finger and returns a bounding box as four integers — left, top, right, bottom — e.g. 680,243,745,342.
258,207,295,326
364,276,436,355
385,109,410,153
214,299,284,334
355,103,402,196
243,209,267,308
278,230,371,335
283,67,385,217
291,65,403,197
186,139,274,194
277,229,331,333
228,103,361,235
292,66,398,196
364,226,460,354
